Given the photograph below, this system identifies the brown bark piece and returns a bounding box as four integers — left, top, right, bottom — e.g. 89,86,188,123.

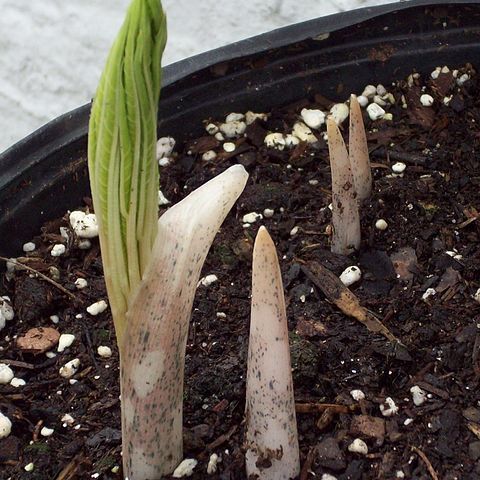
16,327,60,354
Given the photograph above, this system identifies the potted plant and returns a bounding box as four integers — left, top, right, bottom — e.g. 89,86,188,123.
0,1,479,479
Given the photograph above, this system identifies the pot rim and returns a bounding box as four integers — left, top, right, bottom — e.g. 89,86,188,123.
0,0,476,162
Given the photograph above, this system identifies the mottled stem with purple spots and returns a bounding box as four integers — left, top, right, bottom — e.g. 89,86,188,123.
246,226,300,480
121,165,248,479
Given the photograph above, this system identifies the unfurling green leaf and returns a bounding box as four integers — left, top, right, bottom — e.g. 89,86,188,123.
88,0,167,347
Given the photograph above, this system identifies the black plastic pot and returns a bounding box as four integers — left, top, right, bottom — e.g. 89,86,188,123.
1,0,480,255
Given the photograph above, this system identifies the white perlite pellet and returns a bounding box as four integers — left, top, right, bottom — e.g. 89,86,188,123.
24,462,34,472
362,85,377,98
348,438,368,455
242,212,262,224
225,112,244,123
199,275,218,288
205,123,218,135
263,208,274,218
0,296,14,331
219,121,246,138
290,226,299,236
206,453,219,474
380,397,399,416
350,389,366,401
0,411,12,439
376,84,387,96
10,377,26,388
61,414,75,425
375,219,388,231
156,137,175,161
86,300,108,316
202,150,217,161
329,103,349,125
69,211,99,238
357,95,369,107
422,288,436,301
158,190,170,206
75,278,88,290
22,242,36,252
58,334,75,353
339,266,362,287
264,132,286,150
300,108,325,129
51,244,66,257
392,162,406,174
97,346,112,358
321,475,338,480
59,358,80,378
473,288,480,303
245,111,268,125
172,458,198,478
0,364,14,384
366,103,385,121
410,385,427,406
223,142,235,153
50,314,59,324
420,94,434,107
40,426,54,437
457,73,470,86
285,134,300,148
292,122,317,143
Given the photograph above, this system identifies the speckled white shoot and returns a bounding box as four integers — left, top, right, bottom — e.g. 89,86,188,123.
349,95,372,201
245,226,300,480
327,118,361,255
121,165,248,479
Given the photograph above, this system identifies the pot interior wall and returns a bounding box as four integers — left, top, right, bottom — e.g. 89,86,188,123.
0,2,479,255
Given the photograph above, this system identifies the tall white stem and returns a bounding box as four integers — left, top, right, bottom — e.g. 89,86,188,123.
246,226,300,480
121,165,248,479
349,94,372,201
327,117,361,255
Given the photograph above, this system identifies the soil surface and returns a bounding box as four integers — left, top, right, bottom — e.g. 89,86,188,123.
1,64,480,480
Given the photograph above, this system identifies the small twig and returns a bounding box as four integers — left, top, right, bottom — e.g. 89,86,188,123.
371,148,427,165
299,447,316,480
412,446,439,480
205,424,238,452
295,402,357,414
0,359,35,370
0,256,77,300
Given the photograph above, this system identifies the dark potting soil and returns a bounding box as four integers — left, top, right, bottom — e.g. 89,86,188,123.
1,64,480,480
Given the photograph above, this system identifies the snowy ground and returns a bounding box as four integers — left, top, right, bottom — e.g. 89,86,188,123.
0,0,394,152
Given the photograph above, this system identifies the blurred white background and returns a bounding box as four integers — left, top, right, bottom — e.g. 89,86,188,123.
0,0,395,152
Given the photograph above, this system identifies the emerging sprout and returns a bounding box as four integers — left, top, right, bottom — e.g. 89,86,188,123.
122,165,248,478
349,94,372,201
326,117,361,255
88,1,248,477
246,226,300,480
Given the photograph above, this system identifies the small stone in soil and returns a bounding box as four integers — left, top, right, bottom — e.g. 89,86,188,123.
348,438,369,455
